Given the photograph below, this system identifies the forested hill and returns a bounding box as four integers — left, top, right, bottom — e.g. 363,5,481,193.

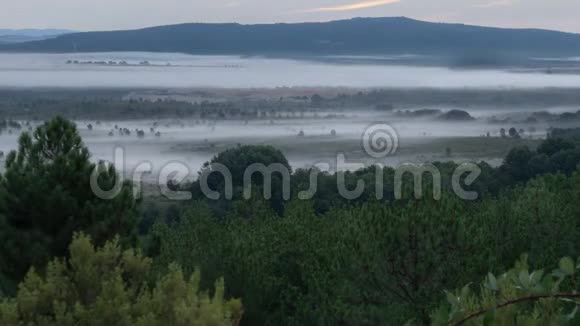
3,17,580,57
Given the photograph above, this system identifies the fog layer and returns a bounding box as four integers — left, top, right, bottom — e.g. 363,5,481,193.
2,53,580,88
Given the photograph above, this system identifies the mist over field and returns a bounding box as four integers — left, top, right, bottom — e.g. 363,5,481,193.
0,48,577,177
0,88,573,178
3,52,580,88
0,50,579,182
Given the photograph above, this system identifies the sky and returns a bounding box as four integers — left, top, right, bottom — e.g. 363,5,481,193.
2,0,580,33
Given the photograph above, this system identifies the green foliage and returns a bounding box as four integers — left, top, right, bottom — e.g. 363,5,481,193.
202,145,291,189
550,128,580,142
0,117,137,293
498,138,579,187
502,146,534,182
150,167,580,325
431,255,580,325
0,233,243,326
192,145,291,215
538,137,576,157
471,172,580,271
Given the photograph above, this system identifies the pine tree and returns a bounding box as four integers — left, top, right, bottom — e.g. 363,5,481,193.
0,117,137,293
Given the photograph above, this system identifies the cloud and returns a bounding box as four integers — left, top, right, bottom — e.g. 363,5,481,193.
302,0,401,13
474,0,518,8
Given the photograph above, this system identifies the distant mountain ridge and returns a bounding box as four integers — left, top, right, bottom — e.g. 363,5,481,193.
2,17,580,57
0,29,74,44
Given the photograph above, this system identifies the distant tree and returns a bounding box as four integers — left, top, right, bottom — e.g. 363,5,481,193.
0,117,137,293
194,145,291,215
550,149,580,174
500,128,507,138
375,103,394,111
310,94,323,105
438,109,475,121
502,146,534,182
508,127,519,138
537,137,576,157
